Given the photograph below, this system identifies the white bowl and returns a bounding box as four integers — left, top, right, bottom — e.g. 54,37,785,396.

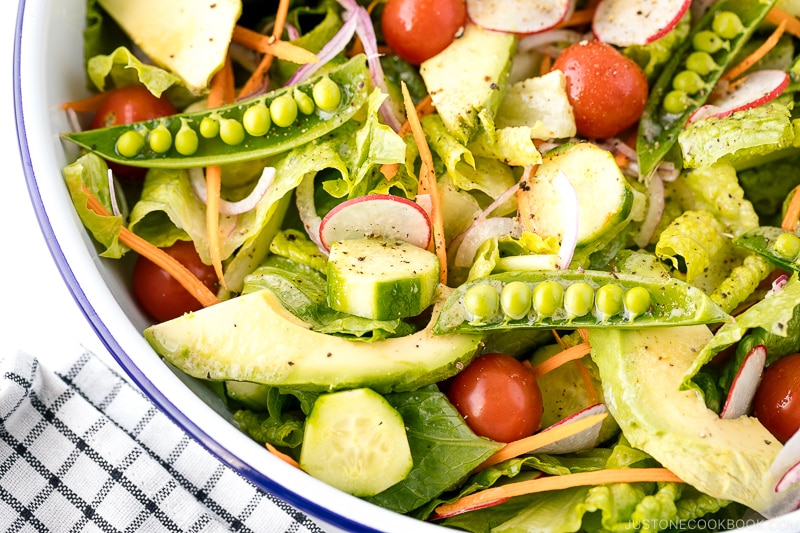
12,1,442,531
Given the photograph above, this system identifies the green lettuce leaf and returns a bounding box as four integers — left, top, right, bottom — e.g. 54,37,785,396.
87,46,182,97
655,210,728,283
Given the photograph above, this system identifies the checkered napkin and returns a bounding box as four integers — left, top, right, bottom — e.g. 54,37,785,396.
0,348,328,533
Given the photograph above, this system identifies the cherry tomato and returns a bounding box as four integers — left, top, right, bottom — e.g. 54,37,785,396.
552,40,649,139
753,353,800,443
381,0,467,65
447,353,543,442
132,240,218,323
89,85,177,180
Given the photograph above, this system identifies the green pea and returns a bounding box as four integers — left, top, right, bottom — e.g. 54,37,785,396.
148,123,173,154
500,281,532,320
686,51,720,76
219,118,245,145
463,284,500,323
663,90,691,114
293,88,316,115
270,94,298,128
115,130,145,158
712,11,745,40
692,30,728,54
672,70,705,95
595,284,624,321
243,102,271,136
564,282,595,319
624,286,652,320
199,116,220,138
773,232,800,260
313,76,342,112
175,119,199,156
532,280,563,318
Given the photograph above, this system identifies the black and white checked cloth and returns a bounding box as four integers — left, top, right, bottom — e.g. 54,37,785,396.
0,349,328,533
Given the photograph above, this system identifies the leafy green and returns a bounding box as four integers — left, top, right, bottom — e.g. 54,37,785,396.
87,46,183,97
655,210,727,283
738,152,800,224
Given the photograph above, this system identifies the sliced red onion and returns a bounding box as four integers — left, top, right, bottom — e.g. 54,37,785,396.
107,168,121,217
518,29,585,53
657,161,680,182
768,274,790,297
554,170,579,269
633,170,665,249
295,174,329,255
454,217,517,268
190,166,275,216
720,344,766,419
286,14,358,86
533,404,607,454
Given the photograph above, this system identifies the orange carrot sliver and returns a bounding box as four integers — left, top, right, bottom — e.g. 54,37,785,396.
83,190,219,308
231,26,318,65
434,468,682,518
557,7,596,28
530,342,591,380
61,92,108,113
266,443,301,469
401,82,448,284
782,186,800,230
575,360,600,406
767,7,800,39
476,412,607,472
239,0,291,98
723,19,787,82
380,95,436,180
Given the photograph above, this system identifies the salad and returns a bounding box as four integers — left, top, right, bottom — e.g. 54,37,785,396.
59,0,800,530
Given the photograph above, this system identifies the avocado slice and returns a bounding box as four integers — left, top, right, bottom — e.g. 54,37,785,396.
97,0,242,93
144,287,483,393
590,326,800,516
419,23,516,144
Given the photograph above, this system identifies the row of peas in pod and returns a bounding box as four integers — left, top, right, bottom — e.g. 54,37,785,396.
432,270,731,334
735,227,800,273
116,76,343,159
61,55,371,169
662,11,745,114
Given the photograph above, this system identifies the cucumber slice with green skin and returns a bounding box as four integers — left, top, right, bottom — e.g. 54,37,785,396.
300,388,413,497
327,238,440,320
225,381,271,411
518,142,634,250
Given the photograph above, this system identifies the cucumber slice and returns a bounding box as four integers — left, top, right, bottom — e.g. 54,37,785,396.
300,388,412,497
327,238,440,320
225,381,270,411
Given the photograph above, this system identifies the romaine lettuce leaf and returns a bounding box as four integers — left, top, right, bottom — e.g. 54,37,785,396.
655,210,727,283
87,46,182,97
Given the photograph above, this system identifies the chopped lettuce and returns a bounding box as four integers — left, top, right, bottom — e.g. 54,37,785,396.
87,46,182,97
655,210,728,283
496,69,576,140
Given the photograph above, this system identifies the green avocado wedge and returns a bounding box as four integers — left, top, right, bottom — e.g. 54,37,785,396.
590,326,800,517
144,287,483,393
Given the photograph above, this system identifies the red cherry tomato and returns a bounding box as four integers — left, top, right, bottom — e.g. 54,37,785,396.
753,353,800,443
552,40,649,139
447,353,543,442
381,0,467,65
89,85,177,180
132,240,218,323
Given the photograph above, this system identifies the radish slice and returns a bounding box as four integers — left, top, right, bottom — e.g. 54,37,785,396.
720,345,766,419
773,430,800,494
190,166,275,216
533,404,607,454
467,0,574,35
554,170,579,269
592,0,691,47
689,70,790,123
319,194,432,250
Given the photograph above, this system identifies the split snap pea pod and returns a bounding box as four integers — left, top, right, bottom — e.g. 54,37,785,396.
735,226,800,272
636,0,777,178
432,270,730,334
61,56,370,169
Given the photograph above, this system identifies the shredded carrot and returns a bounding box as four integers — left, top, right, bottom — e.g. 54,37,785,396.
539,54,553,76
530,342,591,380
434,468,682,518
61,92,108,113
767,7,800,40
577,328,589,344
614,151,630,169
557,7,596,29
401,82,448,284
231,26,319,65
240,0,291,98
266,443,301,469
380,95,436,180
552,329,567,350
782,185,800,230
575,360,600,406
83,188,219,308
475,412,608,472
723,19,787,82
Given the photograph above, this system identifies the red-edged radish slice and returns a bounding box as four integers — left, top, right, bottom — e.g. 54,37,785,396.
689,69,790,123
592,0,691,47
774,430,800,493
532,404,607,454
319,193,432,251
720,345,766,419
467,0,573,35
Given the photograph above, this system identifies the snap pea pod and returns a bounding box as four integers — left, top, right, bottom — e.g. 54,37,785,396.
61,56,370,169
636,0,777,179
734,226,800,272
432,270,730,334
